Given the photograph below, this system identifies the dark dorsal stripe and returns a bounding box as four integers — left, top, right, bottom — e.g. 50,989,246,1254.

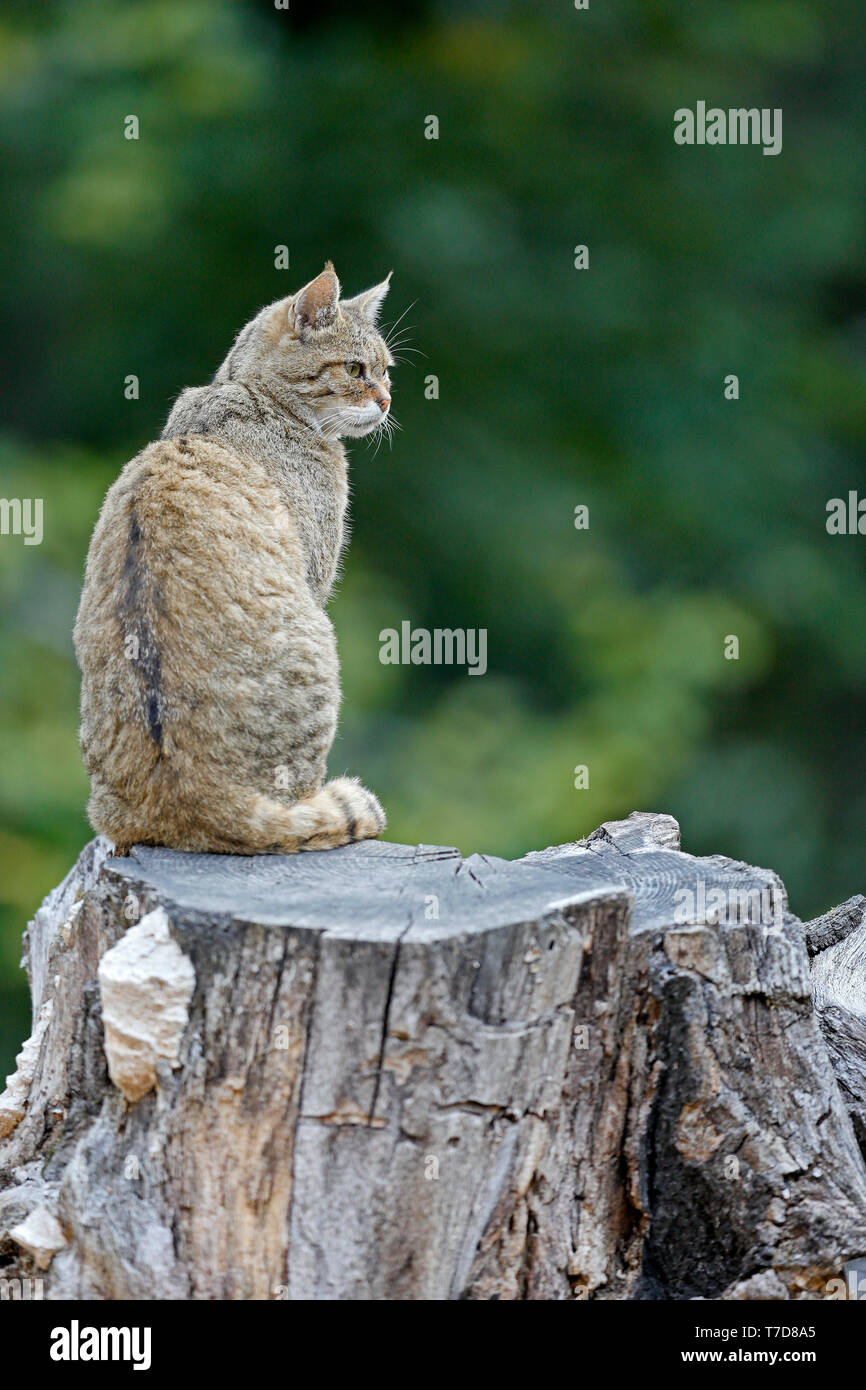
119,508,164,747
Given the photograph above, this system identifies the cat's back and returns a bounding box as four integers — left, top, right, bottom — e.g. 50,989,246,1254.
75,432,307,673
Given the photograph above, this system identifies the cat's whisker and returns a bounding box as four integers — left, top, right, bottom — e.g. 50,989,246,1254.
382,300,417,345
370,419,387,458
367,409,400,458
318,407,349,439
386,336,417,356
386,331,417,352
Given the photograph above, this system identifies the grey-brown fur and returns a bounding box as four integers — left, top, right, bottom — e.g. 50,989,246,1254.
74,264,393,854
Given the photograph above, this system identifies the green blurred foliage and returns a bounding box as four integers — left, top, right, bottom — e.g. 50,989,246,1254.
0,0,864,1073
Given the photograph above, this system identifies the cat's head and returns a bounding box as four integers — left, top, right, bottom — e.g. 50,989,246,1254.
245,264,395,439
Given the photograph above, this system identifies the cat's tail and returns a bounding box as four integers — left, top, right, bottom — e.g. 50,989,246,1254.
188,775,386,855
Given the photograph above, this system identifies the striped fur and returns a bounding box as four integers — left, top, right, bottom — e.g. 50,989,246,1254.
74,266,392,854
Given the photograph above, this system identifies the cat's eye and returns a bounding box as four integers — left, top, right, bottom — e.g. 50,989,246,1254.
346,362,362,378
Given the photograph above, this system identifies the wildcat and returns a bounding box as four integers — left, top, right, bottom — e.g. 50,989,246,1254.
74,264,392,855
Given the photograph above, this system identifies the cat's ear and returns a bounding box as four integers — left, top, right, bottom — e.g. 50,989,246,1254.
290,262,341,335
341,271,392,326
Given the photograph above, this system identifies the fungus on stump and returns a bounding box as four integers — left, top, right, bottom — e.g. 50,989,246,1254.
1,813,865,1301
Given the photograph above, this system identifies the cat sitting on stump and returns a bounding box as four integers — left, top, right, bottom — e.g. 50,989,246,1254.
74,265,393,855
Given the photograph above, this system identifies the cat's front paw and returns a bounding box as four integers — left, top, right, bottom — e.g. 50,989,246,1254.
327,776,386,842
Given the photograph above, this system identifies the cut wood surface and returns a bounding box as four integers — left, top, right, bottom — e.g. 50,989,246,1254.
1,812,865,1300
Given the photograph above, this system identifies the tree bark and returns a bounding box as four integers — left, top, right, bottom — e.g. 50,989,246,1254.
809,896,866,1164
1,813,865,1300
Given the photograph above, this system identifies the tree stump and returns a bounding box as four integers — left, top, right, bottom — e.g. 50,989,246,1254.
2,812,866,1300
810,895,866,1162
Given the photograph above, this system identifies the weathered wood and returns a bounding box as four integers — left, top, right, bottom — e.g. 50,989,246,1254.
810,898,866,1162
805,894,866,958
1,812,865,1300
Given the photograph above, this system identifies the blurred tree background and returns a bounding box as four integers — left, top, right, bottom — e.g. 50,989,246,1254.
0,0,864,1074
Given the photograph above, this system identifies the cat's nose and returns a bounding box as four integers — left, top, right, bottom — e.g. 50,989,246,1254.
378,395,391,413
